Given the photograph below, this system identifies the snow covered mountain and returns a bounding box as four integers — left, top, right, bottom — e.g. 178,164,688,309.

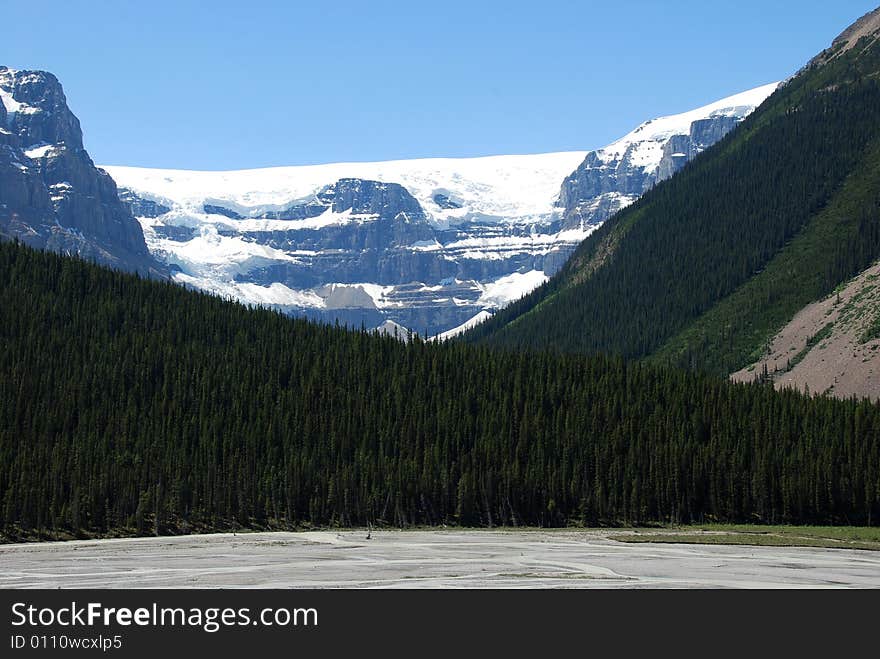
105,154,587,334
103,83,778,335
558,82,780,227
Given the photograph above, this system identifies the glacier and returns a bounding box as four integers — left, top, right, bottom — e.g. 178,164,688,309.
103,82,778,335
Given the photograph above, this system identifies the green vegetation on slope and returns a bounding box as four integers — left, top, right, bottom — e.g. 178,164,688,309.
467,35,880,378
652,140,880,374
613,525,880,550
856,275,880,343
0,241,879,541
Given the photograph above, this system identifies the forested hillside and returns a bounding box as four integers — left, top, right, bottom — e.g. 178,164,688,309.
465,16,880,379
1,240,878,540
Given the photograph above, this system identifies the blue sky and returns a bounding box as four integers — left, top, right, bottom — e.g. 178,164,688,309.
4,1,877,169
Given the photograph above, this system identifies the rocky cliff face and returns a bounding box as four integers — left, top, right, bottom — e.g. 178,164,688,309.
0,66,160,274
557,83,779,228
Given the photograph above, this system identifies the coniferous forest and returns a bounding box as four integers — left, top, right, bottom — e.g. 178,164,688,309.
1,240,878,539
466,35,880,377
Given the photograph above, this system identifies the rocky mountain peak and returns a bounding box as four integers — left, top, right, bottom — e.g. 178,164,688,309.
831,6,880,50
810,6,880,67
556,83,779,229
0,66,83,150
320,178,426,220
0,65,161,275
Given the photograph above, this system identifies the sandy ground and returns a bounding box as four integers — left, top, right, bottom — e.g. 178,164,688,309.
1,530,878,589
732,261,880,400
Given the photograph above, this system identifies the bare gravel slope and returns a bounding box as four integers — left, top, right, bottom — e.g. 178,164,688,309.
732,261,880,401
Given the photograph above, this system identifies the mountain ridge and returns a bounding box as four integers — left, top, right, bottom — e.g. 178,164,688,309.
465,10,880,402
557,82,779,228
102,83,774,334
810,6,880,66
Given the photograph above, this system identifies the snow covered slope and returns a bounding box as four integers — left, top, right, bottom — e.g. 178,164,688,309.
106,151,587,228
435,310,495,341
598,83,778,168
558,82,780,227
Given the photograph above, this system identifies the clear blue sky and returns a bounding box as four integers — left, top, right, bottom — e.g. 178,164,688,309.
4,0,877,169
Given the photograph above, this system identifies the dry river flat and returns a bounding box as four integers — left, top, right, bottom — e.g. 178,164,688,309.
2,530,879,589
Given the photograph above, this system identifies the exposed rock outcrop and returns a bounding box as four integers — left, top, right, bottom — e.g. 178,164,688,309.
0,66,161,275
557,84,779,228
